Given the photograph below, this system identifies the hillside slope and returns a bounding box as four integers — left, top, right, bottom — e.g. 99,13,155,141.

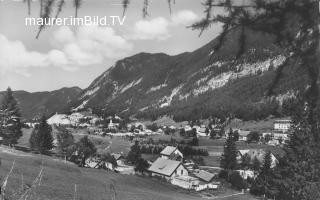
0,87,82,120
0,147,258,200
74,28,306,121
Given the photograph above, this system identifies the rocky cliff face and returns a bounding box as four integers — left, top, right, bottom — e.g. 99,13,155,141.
73,28,306,121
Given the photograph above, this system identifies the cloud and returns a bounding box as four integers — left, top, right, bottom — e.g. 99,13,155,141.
128,17,171,41
54,26,133,68
128,10,198,41
0,35,48,75
0,25,133,76
171,10,199,26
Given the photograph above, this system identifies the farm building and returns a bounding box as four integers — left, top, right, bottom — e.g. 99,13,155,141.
238,130,251,141
193,169,216,183
148,157,188,180
160,146,183,161
171,175,200,189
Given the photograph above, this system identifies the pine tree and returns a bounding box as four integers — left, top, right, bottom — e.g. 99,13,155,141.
0,87,22,146
29,116,54,154
262,151,272,175
127,140,141,165
241,153,251,170
269,112,320,200
56,126,74,158
220,129,237,170
251,151,277,198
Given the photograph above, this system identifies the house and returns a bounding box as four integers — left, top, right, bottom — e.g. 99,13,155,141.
47,113,71,126
108,119,118,130
273,132,289,141
184,125,192,132
112,153,125,166
171,175,200,189
237,149,278,168
236,170,255,180
274,119,292,133
85,156,104,169
197,127,208,137
226,129,250,141
148,157,188,180
25,122,38,128
262,132,289,145
115,165,136,175
184,160,196,171
69,112,85,126
193,169,216,183
238,130,251,141
156,129,164,135
160,146,183,161
90,117,101,125
170,169,219,191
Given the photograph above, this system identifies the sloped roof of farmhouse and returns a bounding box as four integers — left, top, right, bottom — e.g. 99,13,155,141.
112,153,123,160
238,130,251,137
148,157,181,177
160,146,177,156
193,170,216,182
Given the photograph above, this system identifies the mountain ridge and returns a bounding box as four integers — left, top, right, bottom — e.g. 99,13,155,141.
0,87,82,120
73,27,304,121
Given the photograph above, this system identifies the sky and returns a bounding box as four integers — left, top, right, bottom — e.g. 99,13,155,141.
0,0,222,92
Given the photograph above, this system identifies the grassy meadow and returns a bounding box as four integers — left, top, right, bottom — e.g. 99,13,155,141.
0,146,259,200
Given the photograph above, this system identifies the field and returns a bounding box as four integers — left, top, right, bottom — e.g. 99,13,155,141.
225,117,290,132
18,128,132,155
71,129,132,154
18,128,284,168
0,146,258,200
17,128,34,147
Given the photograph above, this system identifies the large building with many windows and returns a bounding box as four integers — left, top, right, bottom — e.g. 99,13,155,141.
274,119,292,133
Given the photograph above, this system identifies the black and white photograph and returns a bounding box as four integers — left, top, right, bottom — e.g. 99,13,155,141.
0,0,319,199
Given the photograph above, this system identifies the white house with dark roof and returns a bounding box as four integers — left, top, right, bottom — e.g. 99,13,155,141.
148,157,188,180
160,146,183,161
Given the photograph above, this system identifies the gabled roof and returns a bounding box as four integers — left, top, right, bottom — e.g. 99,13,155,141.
112,153,123,160
169,153,182,160
148,157,182,177
193,170,216,182
238,130,251,137
160,146,177,156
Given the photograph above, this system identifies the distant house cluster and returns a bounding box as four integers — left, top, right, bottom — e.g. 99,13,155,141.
227,118,293,146
47,112,102,128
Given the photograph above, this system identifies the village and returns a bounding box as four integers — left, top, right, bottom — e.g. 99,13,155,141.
21,110,292,197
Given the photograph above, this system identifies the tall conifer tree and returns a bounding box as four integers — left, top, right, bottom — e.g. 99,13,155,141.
29,116,54,154
0,87,22,146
